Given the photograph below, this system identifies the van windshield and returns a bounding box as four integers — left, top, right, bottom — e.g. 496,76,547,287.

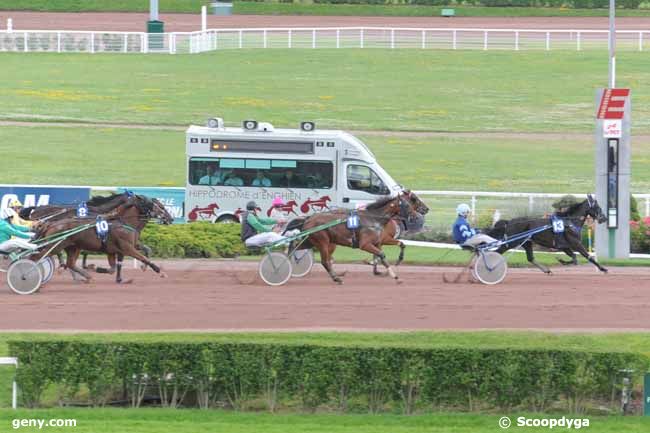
346,164,390,195
188,157,333,189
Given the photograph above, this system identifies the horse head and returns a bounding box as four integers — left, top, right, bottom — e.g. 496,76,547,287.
586,194,607,224
401,190,429,216
150,198,174,224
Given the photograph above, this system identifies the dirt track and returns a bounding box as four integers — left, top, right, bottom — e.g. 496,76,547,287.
1,260,649,332
1,12,649,32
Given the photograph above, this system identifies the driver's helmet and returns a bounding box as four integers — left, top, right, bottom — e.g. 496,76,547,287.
246,201,258,211
8,198,22,209
456,203,471,217
0,207,16,220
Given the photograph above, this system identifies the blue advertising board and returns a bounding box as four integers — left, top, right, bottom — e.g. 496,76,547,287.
0,186,90,209
119,187,185,223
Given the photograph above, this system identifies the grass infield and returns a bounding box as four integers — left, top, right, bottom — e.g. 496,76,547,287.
1,51,650,133
4,125,650,193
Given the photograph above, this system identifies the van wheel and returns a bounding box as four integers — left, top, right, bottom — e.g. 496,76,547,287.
216,215,238,224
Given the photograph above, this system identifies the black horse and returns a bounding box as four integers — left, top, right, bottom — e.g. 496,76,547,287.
486,195,608,274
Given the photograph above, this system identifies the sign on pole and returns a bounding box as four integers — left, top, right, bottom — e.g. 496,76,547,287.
595,88,631,258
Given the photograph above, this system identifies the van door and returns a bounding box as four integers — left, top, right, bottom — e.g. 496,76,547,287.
338,162,392,209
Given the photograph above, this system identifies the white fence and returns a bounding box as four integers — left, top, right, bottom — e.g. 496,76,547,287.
1,27,650,53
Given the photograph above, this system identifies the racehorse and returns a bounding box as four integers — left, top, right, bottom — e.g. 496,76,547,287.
485,195,608,274
23,192,156,272
288,191,427,284
32,195,172,283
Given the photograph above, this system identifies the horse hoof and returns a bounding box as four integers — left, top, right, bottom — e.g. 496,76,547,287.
337,271,347,277
395,279,403,285
159,272,168,278
118,279,134,285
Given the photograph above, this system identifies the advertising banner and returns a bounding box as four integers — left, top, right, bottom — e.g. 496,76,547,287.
0,186,90,209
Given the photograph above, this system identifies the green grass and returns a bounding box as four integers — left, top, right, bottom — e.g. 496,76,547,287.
4,330,650,355
5,126,650,194
321,244,650,267
3,0,650,17
0,409,648,433
0,0,206,13
1,51,649,133
237,2,650,16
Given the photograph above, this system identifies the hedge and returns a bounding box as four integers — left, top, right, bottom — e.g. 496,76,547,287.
9,341,647,413
140,222,247,259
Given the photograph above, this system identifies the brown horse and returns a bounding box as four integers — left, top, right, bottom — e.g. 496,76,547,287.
32,195,172,283
292,191,427,284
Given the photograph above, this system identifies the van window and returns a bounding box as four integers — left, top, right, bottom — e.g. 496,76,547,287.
188,157,333,188
346,165,389,195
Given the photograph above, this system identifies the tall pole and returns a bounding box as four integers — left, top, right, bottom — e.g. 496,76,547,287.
150,0,159,21
609,0,616,88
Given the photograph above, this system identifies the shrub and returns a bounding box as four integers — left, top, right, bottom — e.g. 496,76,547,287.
9,340,647,412
140,222,247,258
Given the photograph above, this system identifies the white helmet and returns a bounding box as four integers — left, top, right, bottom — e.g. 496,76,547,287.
0,207,16,220
456,203,471,216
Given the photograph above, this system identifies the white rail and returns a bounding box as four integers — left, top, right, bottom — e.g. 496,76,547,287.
0,28,648,54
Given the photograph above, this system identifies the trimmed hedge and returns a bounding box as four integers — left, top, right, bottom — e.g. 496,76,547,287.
140,222,247,259
9,341,647,412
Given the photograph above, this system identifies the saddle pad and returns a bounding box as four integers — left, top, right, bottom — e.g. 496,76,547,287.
346,213,360,230
551,216,565,234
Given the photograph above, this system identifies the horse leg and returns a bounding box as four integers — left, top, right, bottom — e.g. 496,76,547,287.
362,243,400,283
115,253,132,284
394,241,405,266
138,243,152,272
95,253,117,275
66,247,93,282
524,241,551,274
115,240,167,278
572,243,608,273
557,248,578,266
56,252,67,273
372,256,381,276
316,242,342,284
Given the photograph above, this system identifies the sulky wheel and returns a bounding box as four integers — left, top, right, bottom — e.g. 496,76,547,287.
7,259,42,295
37,256,55,285
289,249,314,278
473,251,507,285
259,252,293,286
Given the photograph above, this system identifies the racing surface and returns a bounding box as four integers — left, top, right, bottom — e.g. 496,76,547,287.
1,259,649,332
2,12,649,32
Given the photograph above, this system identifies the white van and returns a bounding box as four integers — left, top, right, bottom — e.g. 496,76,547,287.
185,118,401,223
